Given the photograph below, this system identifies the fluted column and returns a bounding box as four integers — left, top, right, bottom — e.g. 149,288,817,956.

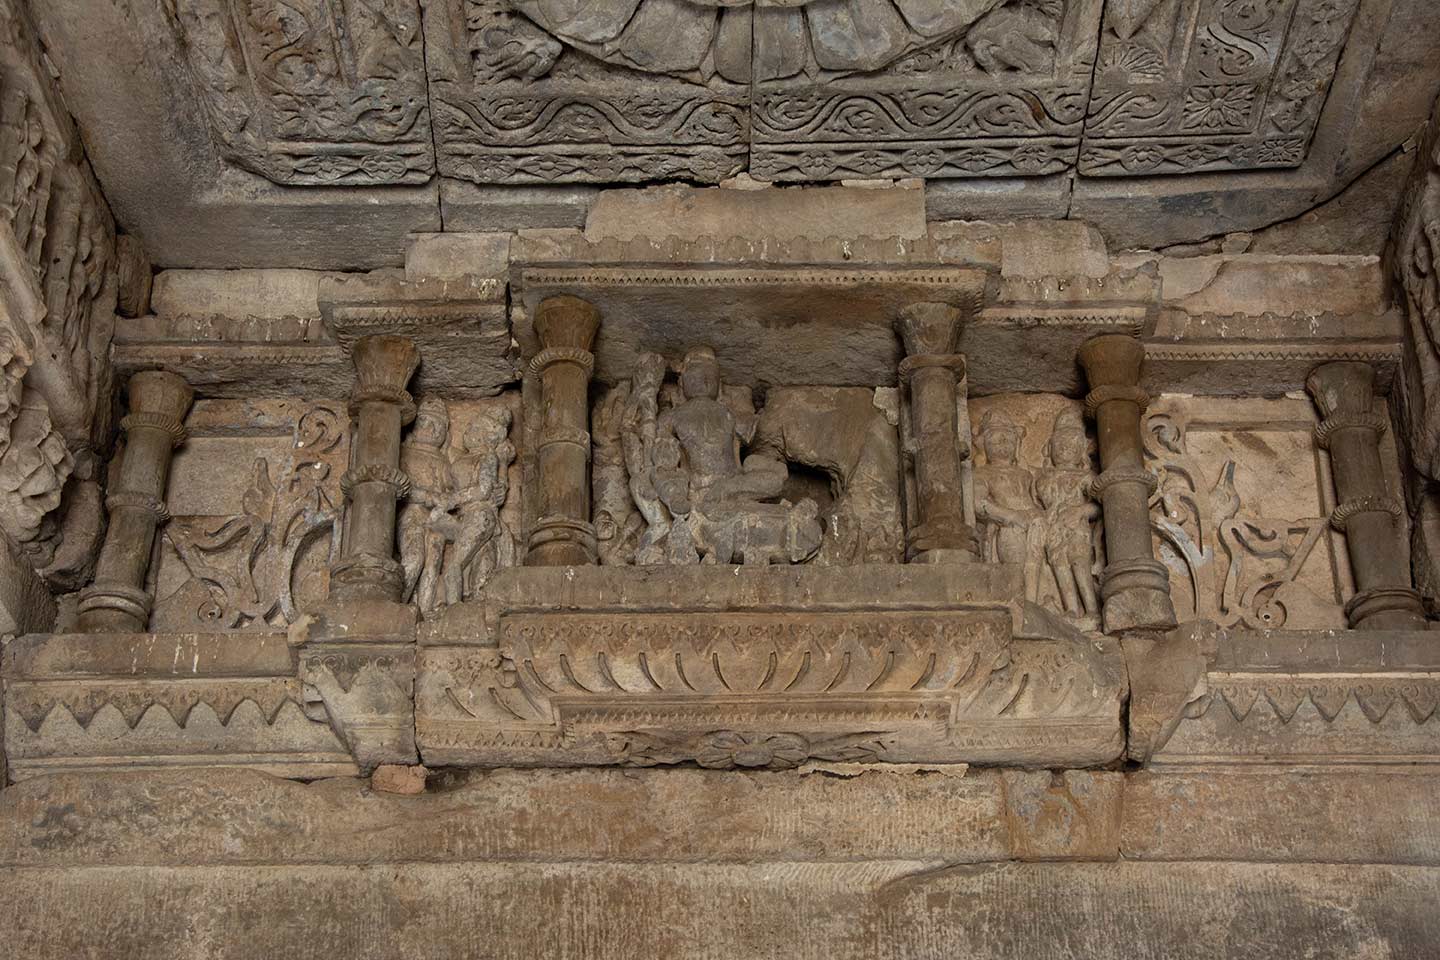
329,335,420,603
78,371,193,632
526,295,601,566
1078,335,1176,633
894,302,978,562
1307,362,1426,630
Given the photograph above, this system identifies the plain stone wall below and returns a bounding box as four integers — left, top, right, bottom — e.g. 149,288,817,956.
1,766,1437,958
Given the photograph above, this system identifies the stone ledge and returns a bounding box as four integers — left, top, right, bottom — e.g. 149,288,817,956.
0,860,1434,960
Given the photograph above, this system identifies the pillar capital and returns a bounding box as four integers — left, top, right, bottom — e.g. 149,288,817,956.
122,371,194,442
350,335,421,421
1306,361,1388,447
1078,334,1146,389
894,301,965,358
534,295,602,352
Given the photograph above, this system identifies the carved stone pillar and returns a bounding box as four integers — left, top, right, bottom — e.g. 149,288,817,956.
328,335,420,603
526,295,601,566
894,302,977,562
77,371,193,632
1078,335,1176,633
300,335,421,775
1307,362,1427,630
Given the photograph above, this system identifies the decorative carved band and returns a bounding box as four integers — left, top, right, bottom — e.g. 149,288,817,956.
528,346,595,377
897,353,967,381
1313,411,1389,449
536,426,592,456
329,553,406,593
1330,496,1405,531
1099,558,1172,600
75,584,153,624
348,386,417,424
119,411,188,446
1343,587,1427,629
103,490,171,523
527,515,598,560
1083,384,1150,418
340,465,411,500
1088,467,1159,499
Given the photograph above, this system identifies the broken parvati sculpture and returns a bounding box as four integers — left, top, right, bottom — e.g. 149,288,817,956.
593,347,823,566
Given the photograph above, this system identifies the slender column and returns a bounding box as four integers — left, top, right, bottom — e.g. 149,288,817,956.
526,295,601,566
78,371,193,632
328,335,420,603
1307,361,1426,630
1078,335,1176,633
894,302,977,562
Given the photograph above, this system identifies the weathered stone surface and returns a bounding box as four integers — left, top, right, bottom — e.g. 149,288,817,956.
1123,768,1440,865
0,859,1434,959
418,564,1126,769
0,538,54,635
404,233,511,282
583,181,928,243
1148,628,1440,765
0,765,1122,866
150,270,337,322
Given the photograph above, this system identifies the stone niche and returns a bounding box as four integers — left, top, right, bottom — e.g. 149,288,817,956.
10,218,1440,790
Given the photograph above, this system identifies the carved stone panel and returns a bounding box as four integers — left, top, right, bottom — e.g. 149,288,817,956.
969,393,1102,627
166,0,435,185
750,0,1102,182
423,0,748,184
1080,0,1362,175
417,564,1127,769
2,631,356,781
1142,396,1360,630
1145,627,1440,765
150,400,350,631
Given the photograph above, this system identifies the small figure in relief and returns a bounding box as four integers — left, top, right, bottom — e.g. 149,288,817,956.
436,408,515,602
1034,408,1101,619
973,410,1043,600
399,399,455,618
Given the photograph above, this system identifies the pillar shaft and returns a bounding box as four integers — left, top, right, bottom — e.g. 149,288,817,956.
526,295,601,566
1307,361,1426,630
78,371,193,632
1078,335,1176,633
329,336,420,603
895,302,977,562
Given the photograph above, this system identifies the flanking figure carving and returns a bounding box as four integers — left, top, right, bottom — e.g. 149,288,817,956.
400,399,516,618
972,395,1102,625
594,347,824,566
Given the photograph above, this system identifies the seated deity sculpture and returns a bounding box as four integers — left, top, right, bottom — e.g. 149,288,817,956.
615,346,822,566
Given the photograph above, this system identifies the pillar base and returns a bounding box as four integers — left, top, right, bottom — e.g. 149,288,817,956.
328,553,406,604
75,583,152,633
1100,558,1177,633
526,516,598,566
1344,587,1428,631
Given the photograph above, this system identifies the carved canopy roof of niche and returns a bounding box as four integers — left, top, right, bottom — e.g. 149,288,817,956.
27,0,1440,265
148,0,1370,187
